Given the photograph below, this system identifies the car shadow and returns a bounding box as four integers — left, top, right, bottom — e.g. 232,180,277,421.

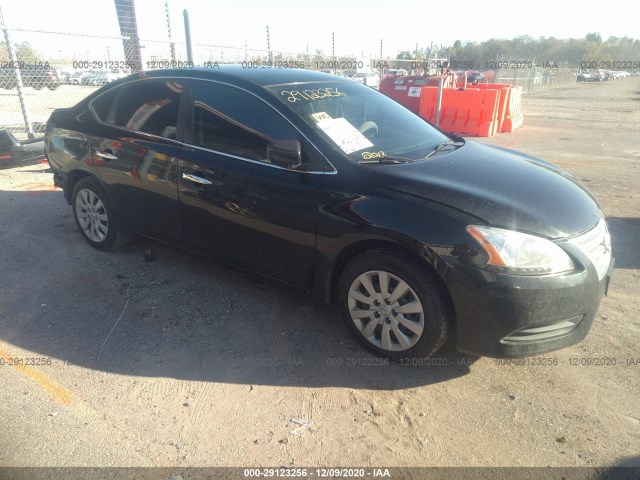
607,217,640,270
0,189,478,390
0,155,47,171
597,455,640,479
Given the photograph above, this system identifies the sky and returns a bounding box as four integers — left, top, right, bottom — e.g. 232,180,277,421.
0,0,636,61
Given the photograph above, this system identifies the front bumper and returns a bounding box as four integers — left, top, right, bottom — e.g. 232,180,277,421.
446,251,613,358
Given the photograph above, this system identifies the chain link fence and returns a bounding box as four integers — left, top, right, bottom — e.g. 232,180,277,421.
1,12,579,140
1,26,383,140
494,66,578,92
488,56,577,92
0,28,130,139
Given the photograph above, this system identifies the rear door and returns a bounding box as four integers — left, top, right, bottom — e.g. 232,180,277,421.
178,80,325,287
88,79,186,243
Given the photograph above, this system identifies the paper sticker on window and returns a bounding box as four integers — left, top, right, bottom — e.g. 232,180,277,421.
316,117,373,154
311,112,331,122
408,87,421,97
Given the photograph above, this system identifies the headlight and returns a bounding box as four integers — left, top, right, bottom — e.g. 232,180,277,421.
467,225,575,275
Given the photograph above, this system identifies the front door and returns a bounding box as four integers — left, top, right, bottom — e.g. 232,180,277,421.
178,80,325,287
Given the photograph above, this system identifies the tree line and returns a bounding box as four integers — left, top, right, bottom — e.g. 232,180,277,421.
398,33,640,69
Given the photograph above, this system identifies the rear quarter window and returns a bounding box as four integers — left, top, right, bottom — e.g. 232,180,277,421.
90,80,184,139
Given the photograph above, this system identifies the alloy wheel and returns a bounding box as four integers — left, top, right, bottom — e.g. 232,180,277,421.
75,188,109,243
347,270,425,351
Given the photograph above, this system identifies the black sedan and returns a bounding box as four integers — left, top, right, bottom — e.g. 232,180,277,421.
0,65,61,90
44,66,613,360
465,71,485,84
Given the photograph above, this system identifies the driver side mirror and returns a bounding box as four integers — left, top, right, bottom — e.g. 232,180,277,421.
267,139,302,169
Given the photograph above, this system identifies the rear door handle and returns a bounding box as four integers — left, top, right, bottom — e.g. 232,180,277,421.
182,173,213,185
95,150,118,161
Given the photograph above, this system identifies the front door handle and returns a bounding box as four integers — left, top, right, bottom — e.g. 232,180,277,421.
182,173,213,185
95,150,118,161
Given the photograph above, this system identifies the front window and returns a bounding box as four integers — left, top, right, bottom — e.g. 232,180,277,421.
188,81,324,171
266,81,449,163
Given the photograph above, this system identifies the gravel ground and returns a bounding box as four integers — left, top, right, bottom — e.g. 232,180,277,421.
0,78,638,472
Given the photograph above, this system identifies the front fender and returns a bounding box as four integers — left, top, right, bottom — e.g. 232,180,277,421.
313,179,481,303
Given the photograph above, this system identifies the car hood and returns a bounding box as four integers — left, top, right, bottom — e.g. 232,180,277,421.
374,141,601,238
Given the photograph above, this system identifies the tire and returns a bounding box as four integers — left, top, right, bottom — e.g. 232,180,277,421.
71,176,132,251
337,248,450,361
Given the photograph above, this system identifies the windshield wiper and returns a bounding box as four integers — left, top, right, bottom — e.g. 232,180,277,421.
357,155,417,165
424,140,465,158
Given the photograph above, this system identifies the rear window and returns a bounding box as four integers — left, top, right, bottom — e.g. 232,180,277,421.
91,80,184,138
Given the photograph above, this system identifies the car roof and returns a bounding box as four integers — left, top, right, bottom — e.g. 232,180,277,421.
142,65,349,87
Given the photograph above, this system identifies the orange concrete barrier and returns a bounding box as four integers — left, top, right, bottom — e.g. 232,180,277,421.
379,75,434,114
471,83,512,134
379,74,457,114
418,86,501,137
501,86,523,132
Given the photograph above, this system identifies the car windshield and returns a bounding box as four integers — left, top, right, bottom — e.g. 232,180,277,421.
266,81,449,162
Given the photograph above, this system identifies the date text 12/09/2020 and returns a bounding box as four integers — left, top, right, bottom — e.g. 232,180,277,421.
69,60,219,70
325,357,475,367
495,357,640,367
243,468,391,478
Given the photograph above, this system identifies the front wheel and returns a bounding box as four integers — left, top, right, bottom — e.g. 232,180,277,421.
72,177,132,251
337,249,450,361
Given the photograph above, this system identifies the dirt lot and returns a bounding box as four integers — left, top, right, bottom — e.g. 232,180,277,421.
0,78,639,473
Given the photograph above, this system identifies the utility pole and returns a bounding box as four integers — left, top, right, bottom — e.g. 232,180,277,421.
183,9,193,63
114,0,143,71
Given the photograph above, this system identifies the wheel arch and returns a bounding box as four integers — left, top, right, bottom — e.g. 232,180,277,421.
63,169,96,204
323,238,457,329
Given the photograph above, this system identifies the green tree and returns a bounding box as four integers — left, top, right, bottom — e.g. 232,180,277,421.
0,41,43,63
585,32,602,43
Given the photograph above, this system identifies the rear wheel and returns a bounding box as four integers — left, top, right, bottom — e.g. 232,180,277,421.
71,177,132,251
337,249,450,361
